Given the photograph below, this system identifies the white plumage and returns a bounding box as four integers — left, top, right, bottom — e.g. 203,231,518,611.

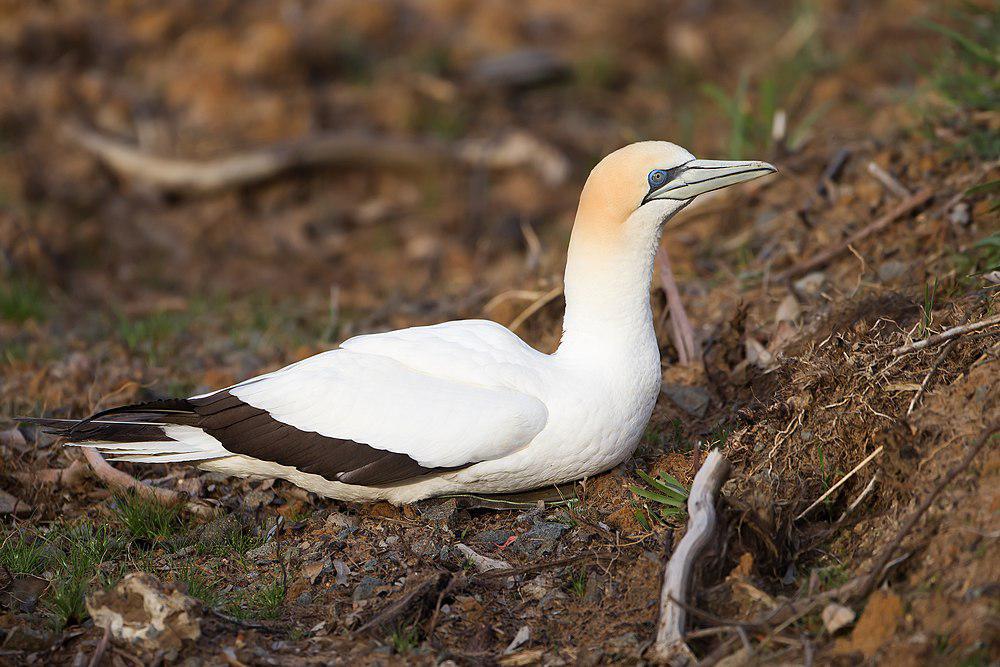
35,142,775,504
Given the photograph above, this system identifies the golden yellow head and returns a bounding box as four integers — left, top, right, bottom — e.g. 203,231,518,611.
574,141,777,243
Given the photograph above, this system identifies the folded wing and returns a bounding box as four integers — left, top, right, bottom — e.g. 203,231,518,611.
33,348,548,487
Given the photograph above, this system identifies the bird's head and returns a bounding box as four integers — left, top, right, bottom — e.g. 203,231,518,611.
574,141,777,248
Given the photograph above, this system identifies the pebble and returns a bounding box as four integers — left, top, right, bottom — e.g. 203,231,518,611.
417,497,460,527
471,528,516,547
198,514,242,547
245,540,278,562
2,624,53,651
794,271,825,296
508,522,566,557
660,384,710,418
324,512,358,531
877,260,908,282
352,576,386,601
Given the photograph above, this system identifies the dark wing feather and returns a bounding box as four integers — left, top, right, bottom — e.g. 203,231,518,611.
18,391,466,487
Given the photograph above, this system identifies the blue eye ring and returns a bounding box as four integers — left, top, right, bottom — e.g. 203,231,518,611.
648,169,668,188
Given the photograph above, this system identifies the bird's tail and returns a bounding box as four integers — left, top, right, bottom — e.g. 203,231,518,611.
17,399,230,463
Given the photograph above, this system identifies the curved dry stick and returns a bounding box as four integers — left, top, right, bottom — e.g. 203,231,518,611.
649,449,731,665
65,124,451,194
657,245,701,366
892,313,1000,356
13,459,89,486
64,125,569,194
774,187,933,282
81,447,215,517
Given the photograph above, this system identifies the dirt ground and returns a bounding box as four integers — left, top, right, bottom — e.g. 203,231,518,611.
0,1,997,665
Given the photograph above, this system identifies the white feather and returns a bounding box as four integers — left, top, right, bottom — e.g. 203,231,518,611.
228,346,548,468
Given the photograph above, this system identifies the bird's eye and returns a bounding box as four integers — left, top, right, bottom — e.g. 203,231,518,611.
648,170,668,187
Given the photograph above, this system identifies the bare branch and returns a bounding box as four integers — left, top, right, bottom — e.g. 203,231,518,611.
892,313,1000,356
64,124,569,195
649,449,731,665
80,447,216,517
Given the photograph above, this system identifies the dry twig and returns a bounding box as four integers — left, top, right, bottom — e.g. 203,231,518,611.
892,313,1000,356
657,245,701,365
359,573,447,634
649,449,731,665
454,543,511,573
774,188,933,282
65,124,568,195
866,161,911,199
13,460,89,487
80,447,215,517
507,284,563,332
795,446,884,520
86,625,111,667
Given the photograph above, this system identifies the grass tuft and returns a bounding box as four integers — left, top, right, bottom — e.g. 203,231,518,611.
566,568,588,598
0,277,47,323
389,624,420,654
175,564,223,608
630,469,690,528
920,5,1000,158
225,577,286,620
112,492,183,546
46,523,123,629
0,532,48,575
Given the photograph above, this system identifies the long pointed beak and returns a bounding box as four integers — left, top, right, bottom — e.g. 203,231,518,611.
646,158,777,202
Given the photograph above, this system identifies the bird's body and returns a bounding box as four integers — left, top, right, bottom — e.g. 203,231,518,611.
25,142,775,504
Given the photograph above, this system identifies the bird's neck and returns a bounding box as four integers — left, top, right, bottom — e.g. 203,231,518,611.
555,210,662,363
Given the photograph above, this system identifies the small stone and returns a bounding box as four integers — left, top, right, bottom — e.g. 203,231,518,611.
949,201,970,226
877,260,908,282
584,574,604,603
0,489,31,517
417,497,460,527
471,529,516,547
503,625,531,655
794,271,825,296
660,384,710,418
294,591,313,607
332,560,351,586
408,533,439,558
352,576,386,601
245,540,278,563
324,512,358,531
605,632,639,657
822,603,856,634
468,49,569,90
1,575,47,613
745,338,775,370
0,428,28,452
2,624,54,651
521,574,555,601
509,522,566,557
775,294,801,324
301,560,327,585
198,514,241,547
242,489,275,510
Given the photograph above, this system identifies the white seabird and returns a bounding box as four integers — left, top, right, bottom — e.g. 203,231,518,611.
25,142,775,504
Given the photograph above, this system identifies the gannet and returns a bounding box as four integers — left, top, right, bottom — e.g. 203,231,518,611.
25,142,775,504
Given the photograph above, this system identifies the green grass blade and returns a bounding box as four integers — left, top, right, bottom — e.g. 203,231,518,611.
630,486,686,508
